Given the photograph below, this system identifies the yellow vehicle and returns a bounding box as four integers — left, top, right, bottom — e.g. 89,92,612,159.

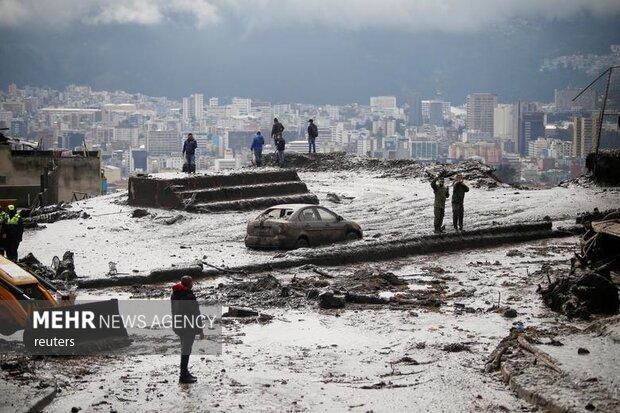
0,255,129,352
0,255,64,335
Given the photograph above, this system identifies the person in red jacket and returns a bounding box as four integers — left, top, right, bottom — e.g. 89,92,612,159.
170,276,204,383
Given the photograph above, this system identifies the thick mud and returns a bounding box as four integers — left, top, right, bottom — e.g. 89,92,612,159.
4,238,607,412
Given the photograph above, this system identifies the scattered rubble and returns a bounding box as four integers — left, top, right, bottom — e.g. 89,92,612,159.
19,251,77,281
537,213,619,319
486,322,620,412
264,152,504,188
22,203,88,226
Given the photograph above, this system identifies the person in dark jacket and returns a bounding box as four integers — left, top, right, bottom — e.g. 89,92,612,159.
275,136,286,167
250,131,265,166
307,119,318,154
451,174,470,231
2,205,23,261
271,118,285,144
182,133,198,173
0,207,8,257
430,178,449,233
171,276,204,383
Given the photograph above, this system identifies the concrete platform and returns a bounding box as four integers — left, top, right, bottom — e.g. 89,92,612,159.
128,169,318,211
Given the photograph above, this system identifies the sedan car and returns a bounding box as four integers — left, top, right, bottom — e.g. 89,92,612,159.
245,204,363,249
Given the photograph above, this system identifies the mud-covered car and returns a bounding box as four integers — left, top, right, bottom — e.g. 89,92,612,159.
245,204,363,249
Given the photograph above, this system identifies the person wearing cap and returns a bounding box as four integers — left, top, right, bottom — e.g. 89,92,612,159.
307,119,318,154
3,205,23,261
451,174,469,231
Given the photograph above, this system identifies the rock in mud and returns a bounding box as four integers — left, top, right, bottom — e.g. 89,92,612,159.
131,208,149,218
250,275,281,292
345,292,388,304
223,307,259,317
318,290,346,309
326,193,341,203
577,347,590,355
442,343,471,353
503,308,518,318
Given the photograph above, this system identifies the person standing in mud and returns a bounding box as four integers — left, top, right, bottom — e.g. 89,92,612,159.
0,206,8,257
307,119,318,154
182,133,197,173
271,118,285,145
452,174,469,232
2,205,23,261
250,131,265,167
275,135,286,167
171,276,204,384
430,177,449,233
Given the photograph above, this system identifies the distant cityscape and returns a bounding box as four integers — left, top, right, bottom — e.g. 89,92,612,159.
1,82,618,188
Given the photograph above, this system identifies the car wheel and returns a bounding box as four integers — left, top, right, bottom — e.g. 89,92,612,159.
346,231,360,240
295,237,309,249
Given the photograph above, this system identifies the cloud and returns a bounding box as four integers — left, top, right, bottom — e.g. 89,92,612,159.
0,0,619,31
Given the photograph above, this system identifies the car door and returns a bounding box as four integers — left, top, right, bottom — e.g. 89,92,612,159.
298,207,324,245
316,207,347,242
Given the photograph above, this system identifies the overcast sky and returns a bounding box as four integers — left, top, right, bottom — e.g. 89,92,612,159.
1,0,619,103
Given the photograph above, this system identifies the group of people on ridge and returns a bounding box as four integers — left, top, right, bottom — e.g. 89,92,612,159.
250,118,319,167
181,118,319,172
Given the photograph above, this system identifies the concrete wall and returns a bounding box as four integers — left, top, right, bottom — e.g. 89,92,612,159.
0,145,101,206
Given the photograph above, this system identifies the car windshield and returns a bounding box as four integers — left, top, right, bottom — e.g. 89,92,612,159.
259,208,294,220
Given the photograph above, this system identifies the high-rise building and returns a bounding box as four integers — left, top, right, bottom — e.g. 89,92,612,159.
421,100,450,125
209,97,219,107
231,98,251,117
370,96,397,111
493,104,516,139
182,98,190,122
466,93,497,134
428,101,446,127
192,93,204,120
514,101,543,156
146,130,182,156
519,111,545,157
571,117,598,158
407,92,423,126
411,140,438,160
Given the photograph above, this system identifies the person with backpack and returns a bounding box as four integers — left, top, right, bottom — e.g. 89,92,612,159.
182,133,197,173
250,131,265,166
271,118,285,145
307,119,318,154
275,136,286,167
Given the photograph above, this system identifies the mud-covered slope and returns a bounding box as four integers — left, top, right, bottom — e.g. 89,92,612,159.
265,152,502,188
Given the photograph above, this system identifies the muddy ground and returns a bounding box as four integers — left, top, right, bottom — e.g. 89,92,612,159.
19,172,620,281
5,166,620,412
2,236,618,412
